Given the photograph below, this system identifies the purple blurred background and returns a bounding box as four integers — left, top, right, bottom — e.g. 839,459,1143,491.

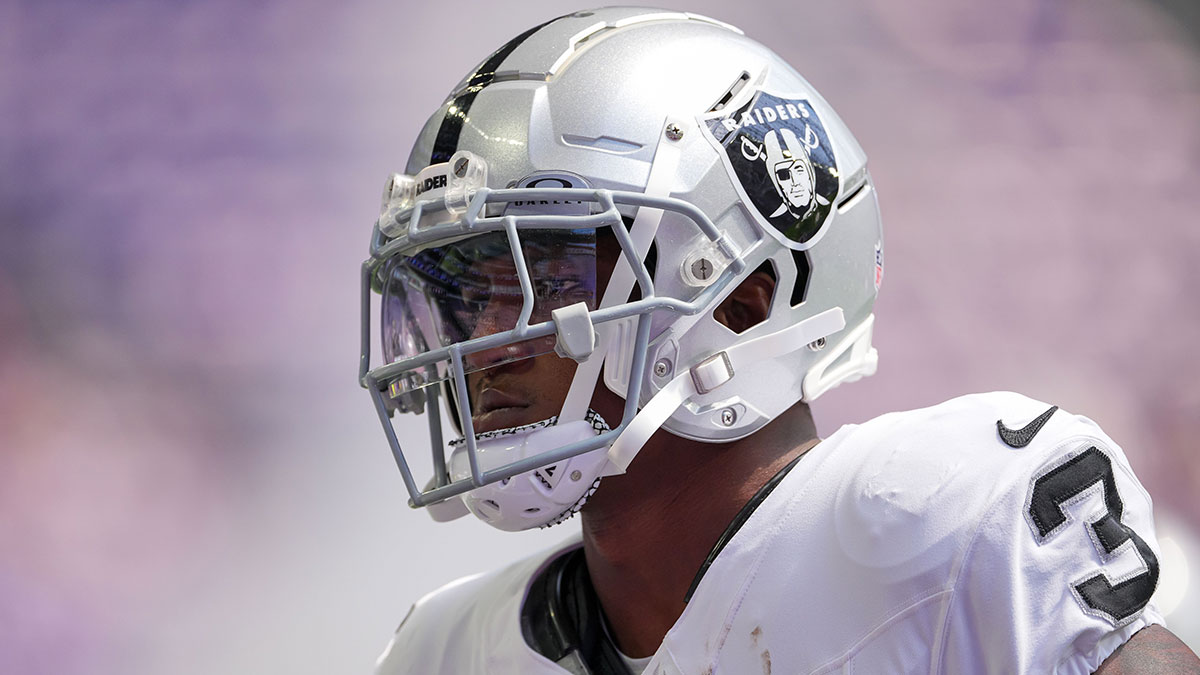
2,1,1198,673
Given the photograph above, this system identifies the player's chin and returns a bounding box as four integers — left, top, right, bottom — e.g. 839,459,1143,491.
471,405,539,434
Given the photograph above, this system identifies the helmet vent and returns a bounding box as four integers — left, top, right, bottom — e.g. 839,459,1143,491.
836,181,870,214
707,71,751,113
561,133,644,155
790,249,812,307
572,24,613,46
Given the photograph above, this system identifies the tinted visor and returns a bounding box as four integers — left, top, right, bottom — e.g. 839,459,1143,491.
380,229,597,394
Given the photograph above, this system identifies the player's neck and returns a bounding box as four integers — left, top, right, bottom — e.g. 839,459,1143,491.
579,404,819,658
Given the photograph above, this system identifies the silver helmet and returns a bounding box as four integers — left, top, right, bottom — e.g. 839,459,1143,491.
360,7,882,530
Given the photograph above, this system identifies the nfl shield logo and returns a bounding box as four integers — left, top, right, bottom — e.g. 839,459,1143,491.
702,90,840,248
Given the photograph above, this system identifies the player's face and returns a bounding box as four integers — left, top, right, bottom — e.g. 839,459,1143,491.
464,231,621,434
380,229,604,431
466,339,578,433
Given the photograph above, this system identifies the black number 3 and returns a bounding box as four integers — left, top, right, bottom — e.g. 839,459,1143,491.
1026,446,1159,625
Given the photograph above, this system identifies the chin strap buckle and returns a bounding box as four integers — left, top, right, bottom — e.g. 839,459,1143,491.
690,351,734,394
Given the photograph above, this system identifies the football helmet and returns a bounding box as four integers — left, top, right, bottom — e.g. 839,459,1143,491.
359,7,882,530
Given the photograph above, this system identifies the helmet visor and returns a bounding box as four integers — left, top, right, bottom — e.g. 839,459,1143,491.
380,229,597,393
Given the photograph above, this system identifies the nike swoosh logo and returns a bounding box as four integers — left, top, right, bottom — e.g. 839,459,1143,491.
997,405,1058,448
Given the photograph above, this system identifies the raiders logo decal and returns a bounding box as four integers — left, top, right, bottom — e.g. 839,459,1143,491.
702,91,840,248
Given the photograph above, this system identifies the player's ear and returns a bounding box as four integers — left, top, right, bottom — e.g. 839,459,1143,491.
713,266,775,334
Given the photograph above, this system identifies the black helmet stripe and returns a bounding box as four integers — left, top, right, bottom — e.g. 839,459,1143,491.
430,16,562,165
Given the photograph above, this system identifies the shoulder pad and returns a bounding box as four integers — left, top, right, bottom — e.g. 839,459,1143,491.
376,535,582,675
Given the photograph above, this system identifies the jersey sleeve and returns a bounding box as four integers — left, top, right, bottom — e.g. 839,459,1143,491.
374,536,584,675
941,413,1165,674
375,573,486,675
376,604,419,675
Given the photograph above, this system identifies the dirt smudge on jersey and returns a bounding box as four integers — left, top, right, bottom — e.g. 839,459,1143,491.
750,626,771,674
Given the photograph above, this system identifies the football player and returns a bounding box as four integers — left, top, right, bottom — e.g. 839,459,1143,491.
359,7,1200,673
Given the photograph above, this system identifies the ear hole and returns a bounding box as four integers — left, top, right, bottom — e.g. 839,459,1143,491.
727,260,777,335
708,71,752,112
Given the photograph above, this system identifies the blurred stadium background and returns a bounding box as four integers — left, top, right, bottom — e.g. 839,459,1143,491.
2,1,1198,672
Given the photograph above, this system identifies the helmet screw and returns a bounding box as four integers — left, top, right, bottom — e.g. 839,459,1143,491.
453,157,469,177
720,408,737,426
653,358,672,378
807,337,827,351
569,470,582,481
690,258,713,280
665,123,684,141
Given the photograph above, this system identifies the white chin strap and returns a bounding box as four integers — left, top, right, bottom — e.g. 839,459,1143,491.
607,306,846,472
557,117,685,447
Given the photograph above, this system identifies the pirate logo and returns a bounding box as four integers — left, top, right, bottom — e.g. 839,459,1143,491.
703,91,840,247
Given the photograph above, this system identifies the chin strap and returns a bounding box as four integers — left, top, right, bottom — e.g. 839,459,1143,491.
558,117,686,431
606,307,847,472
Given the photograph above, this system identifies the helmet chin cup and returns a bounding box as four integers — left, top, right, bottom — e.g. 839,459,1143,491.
447,413,612,531
421,476,471,522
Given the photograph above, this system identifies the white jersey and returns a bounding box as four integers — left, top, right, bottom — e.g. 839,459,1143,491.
377,393,1164,674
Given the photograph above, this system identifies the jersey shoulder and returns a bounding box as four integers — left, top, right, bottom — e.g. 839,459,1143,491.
837,390,1144,510
828,390,1154,566
853,390,1117,460
853,392,1163,672
375,534,581,675
820,391,1110,549
662,392,1160,674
